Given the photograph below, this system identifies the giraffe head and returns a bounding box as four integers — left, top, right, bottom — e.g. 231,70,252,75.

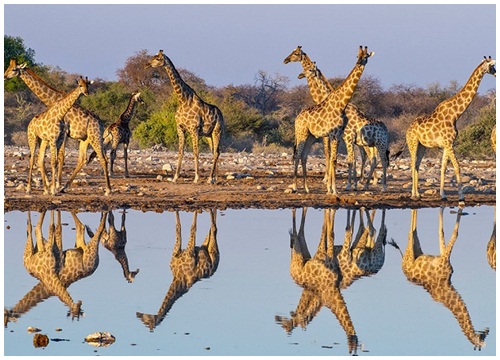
297,62,320,80
146,50,166,69
356,46,375,66
283,46,305,64
481,56,496,77
3,58,27,80
76,76,92,97
132,91,145,104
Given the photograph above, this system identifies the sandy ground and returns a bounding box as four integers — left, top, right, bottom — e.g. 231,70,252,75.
3,145,496,213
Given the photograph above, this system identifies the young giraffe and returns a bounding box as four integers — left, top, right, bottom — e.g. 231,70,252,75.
5,211,107,326
298,63,390,192
406,56,496,204
146,50,224,184
293,46,374,195
26,76,91,195
101,210,140,283
136,209,219,332
88,92,144,177
393,207,489,350
279,207,358,355
4,59,111,196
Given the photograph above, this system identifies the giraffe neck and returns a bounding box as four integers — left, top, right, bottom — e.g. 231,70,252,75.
322,287,357,338
119,95,139,124
306,71,332,104
329,63,366,109
433,62,488,122
20,68,64,106
10,283,52,318
162,55,195,103
44,84,83,121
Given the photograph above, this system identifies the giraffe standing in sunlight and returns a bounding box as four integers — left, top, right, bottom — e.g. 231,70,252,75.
292,46,374,195
146,50,223,184
390,207,489,350
297,61,389,192
26,76,91,195
4,59,111,196
406,56,496,204
136,209,219,332
88,92,144,177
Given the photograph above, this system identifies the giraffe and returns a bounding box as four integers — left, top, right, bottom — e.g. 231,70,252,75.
284,47,333,175
101,210,140,283
4,59,111,196
292,46,374,195
5,211,107,326
276,207,359,355
20,210,82,319
136,209,219,332
336,208,388,290
406,56,496,204
298,63,390,192
146,50,224,184
26,76,91,195
487,207,495,270
397,207,489,350
88,92,144,177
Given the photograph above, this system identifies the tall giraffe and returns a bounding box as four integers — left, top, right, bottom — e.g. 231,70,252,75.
293,46,374,195
298,62,389,192
406,56,496,204
4,59,111,196
398,207,489,350
26,76,90,195
88,91,144,177
136,209,219,332
284,46,332,174
146,50,224,184
277,207,359,355
101,210,140,283
21,211,82,319
4,211,107,326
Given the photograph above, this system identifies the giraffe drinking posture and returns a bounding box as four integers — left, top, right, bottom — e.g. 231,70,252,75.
292,46,374,195
136,209,219,332
392,207,489,350
88,92,144,177
406,56,496,204
26,76,91,195
146,50,224,184
4,59,111,196
5,211,107,326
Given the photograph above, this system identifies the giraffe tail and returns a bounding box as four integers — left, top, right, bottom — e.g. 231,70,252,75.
387,238,403,257
87,150,97,165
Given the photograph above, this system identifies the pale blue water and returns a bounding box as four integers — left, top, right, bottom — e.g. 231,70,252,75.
3,206,496,356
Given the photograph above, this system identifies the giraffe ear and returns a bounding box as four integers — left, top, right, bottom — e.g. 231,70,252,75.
19,63,27,69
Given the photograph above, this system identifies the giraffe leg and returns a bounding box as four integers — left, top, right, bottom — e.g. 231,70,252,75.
174,211,182,255
439,148,450,201
191,133,200,184
56,136,66,190
322,137,330,183
36,140,50,193
358,146,368,188
61,140,89,194
345,138,356,191
301,136,315,194
49,143,59,195
326,137,339,195
446,147,464,205
26,128,39,195
174,127,185,183
124,142,129,178
110,147,117,177
363,150,378,191
207,126,221,184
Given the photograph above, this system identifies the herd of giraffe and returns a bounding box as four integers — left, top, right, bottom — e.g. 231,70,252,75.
3,46,496,204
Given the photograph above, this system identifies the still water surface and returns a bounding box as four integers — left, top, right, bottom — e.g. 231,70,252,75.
3,206,496,356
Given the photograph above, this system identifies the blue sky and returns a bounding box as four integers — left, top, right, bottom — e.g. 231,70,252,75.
3,3,497,92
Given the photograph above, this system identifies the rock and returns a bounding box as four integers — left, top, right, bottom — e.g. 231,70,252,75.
27,326,41,333
33,333,49,348
84,331,116,347
162,163,173,172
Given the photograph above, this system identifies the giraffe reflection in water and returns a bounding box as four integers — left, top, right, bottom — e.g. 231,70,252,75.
136,209,219,332
276,207,388,355
392,207,489,350
101,210,139,283
5,211,107,327
486,207,495,270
